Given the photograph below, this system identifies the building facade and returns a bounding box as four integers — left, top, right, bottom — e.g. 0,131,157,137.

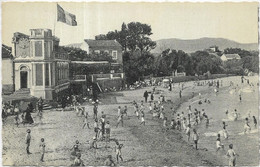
67,39,123,69
2,44,14,94
220,53,241,61
12,29,70,100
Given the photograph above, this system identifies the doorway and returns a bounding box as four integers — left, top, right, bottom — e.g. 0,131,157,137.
20,71,28,88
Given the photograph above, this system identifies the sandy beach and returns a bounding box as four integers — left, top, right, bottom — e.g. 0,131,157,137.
2,75,258,166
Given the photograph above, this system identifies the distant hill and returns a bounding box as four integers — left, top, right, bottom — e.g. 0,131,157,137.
151,37,258,54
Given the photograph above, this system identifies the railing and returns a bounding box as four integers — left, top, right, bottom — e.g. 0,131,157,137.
71,75,87,82
91,73,124,82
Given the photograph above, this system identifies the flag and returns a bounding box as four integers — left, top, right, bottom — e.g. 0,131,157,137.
57,4,77,26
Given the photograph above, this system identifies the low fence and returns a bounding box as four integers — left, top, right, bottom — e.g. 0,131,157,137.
91,73,124,82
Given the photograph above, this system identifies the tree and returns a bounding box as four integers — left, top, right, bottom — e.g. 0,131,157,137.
95,22,156,55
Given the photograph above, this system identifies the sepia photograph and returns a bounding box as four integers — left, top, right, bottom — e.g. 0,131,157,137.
1,1,259,166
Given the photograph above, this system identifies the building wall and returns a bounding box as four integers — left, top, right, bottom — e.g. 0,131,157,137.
2,59,13,85
2,59,14,93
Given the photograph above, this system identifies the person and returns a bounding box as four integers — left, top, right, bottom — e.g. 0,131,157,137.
100,113,106,139
176,114,181,131
225,110,229,116
37,97,43,114
216,134,224,152
143,91,148,103
116,113,124,128
170,119,176,130
233,109,238,121
61,96,67,112
150,93,154,101
253,116,257,128
239,94,242,102
25,129,32,154
163,117,167,127
223,126,229,139
244,118,251,134
115,142,123,162
226,144,238,166
149,103,153,113
117,106,121,117
91,136,98,149
82,112,90,129
72,153,84,166
135,105,139,119
123,106,128,116
140,112,145,126
94,119,99,138
186,124,191,141
24,104,34,124
93,105,98,120
192,129,199,150
105,121,111,142
104,155,116,166
39,138,46,162
179,90,182,98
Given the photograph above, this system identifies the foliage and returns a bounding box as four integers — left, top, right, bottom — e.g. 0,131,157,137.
59,46,115,62
95,22,156,55
224,48,256,59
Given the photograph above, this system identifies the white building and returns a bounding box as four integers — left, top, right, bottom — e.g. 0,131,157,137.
12,29,70,100
220,53,241,61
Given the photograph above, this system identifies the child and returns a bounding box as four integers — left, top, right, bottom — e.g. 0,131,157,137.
163,117,167,127
170,119,176,130
192,129,199,150
72,153,84,166
123,106,128,116
94,119,99,138
104,155,116,166
140,112,145,126
253,116,257,128
186,124,191,141
182,117,187,131
223,126,229,139
115,142,123,162
226,144,238,166
149,104,153,113
82,112,90,129
105,121,111,142
135,106,140,119
216,134,224,152
39,138,46,162
91,136,97,149
244,118,251,134
116,113,124,128
117,106,121,117
25,129,32,154
176,114,181,131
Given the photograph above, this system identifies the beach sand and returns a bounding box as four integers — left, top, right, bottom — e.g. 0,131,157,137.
2,76,258,166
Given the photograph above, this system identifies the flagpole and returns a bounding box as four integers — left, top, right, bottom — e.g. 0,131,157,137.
53,2,58,37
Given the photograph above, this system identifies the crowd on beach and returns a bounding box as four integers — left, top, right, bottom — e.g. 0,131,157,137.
3,76,259,166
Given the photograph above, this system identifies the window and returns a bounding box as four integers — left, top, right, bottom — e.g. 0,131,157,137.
35,64,43,86
44,42,50,57
45,64,49,86
35,41,42,57
112,51,117,59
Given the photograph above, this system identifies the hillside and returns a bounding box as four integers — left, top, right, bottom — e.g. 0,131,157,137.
151,37,258,54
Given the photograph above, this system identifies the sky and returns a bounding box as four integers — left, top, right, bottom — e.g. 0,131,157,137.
1,2,259,46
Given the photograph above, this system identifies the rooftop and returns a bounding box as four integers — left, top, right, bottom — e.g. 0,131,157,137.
2,44,13,59
84,39,122,49
222,53,241,59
